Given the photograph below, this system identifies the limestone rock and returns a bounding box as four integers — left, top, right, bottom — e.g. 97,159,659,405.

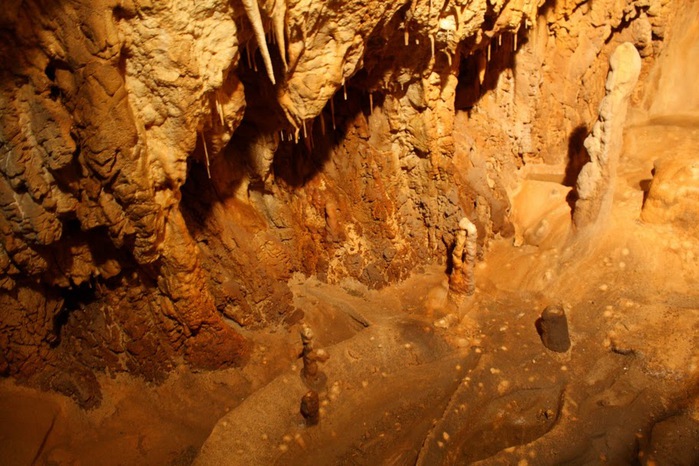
641,157,699,234
0,0,679,404
574,42,642,230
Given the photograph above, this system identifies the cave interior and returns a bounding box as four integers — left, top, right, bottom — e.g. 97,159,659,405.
0,0,698,464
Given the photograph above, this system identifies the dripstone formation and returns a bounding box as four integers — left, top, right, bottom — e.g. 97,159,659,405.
0,0,675,405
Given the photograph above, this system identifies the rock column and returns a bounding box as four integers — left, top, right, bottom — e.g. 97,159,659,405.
574,43,642,230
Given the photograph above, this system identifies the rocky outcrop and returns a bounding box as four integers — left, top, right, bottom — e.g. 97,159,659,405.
0,0,677,405
0,0,250,405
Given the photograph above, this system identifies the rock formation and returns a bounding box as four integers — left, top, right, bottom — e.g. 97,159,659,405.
574,42,642,230
0,0,678,406
448,216,477,298
642,157,699,235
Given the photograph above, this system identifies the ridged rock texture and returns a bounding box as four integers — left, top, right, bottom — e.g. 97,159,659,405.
0,0,676,406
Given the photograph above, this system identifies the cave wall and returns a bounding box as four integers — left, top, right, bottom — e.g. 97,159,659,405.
640,0,699,117
0,0,680,405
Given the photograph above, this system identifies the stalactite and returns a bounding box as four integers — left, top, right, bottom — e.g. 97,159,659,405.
478,53,486,85
487,43,491,62
245,42,252,68
498,35,502,47
280,131,285,142
303,121,313,151
320,111,326,135
330,97,336,130
444,50,452,67
294,128,299,144
404,28,409,46
429,34,435,62
216,99,224,126
369,92,373,115
200,130,211,179
514,31,518,51
343,79,347,100
242,0,276,84
272,0,288,71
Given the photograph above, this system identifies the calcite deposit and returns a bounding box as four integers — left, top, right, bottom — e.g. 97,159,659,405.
574,42,642,230
0,0,683,412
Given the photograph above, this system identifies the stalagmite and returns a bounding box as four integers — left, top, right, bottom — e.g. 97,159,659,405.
574,43,642,231
242,0,276,84
330,98,336,130
449,217,478,298
300,390,320,426
537,305,571,353
300,325,329,389
200,130,211,179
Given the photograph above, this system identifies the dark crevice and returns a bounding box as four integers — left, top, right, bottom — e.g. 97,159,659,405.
49,85,60,100
44,59,71,82
564,125,591,212
53,280,97,348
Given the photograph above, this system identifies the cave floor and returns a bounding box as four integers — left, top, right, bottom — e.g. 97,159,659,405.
2,120,699,465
